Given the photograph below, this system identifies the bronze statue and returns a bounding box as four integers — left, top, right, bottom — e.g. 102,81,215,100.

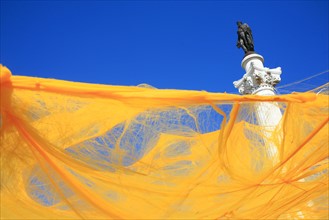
236,21,254,54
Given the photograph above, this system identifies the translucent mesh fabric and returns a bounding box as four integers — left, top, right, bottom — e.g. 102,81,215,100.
1,65,328,219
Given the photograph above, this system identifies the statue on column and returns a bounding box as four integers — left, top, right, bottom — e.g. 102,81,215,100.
233,21,282,94
236,21,255,54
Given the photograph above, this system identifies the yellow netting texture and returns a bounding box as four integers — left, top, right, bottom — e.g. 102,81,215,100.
1,65,328,219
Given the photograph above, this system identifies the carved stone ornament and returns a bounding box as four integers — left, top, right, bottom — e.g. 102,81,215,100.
233,61,282,95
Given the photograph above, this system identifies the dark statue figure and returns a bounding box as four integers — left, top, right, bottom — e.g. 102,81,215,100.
236,21,255,54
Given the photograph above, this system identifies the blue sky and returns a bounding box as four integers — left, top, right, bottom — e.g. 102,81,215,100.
1,1,328,93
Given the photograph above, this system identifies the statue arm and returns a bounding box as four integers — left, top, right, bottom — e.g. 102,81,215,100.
236,32,242,47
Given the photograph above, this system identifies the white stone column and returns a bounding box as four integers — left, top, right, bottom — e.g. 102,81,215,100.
233,53,282,161
234,53,312,216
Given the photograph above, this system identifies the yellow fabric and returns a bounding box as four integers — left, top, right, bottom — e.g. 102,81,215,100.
1,64,328,219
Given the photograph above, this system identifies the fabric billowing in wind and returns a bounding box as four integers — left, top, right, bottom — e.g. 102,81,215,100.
1,65,328,219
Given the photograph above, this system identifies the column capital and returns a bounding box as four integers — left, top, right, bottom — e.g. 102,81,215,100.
233,53,282,95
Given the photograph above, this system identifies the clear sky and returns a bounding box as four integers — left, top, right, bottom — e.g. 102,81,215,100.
1,1,328,93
